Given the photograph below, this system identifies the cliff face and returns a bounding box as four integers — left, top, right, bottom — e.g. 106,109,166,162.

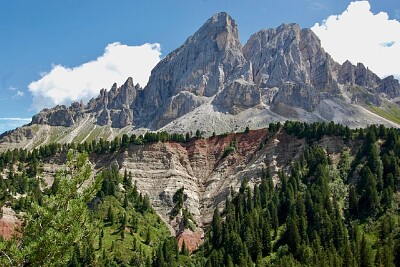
116,129,355,233
139,12,246,127
2,12,400,151
11,129,355,239
243,25,339,92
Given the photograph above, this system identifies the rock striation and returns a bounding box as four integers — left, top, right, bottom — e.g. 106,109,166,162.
20,129,360,241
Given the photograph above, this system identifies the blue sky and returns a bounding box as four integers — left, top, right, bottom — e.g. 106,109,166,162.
0,0,399,133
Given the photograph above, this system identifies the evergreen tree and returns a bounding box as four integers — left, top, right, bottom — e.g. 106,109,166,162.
107,205,115,224
360,235,374,267
16,152,101,266
358,166,379,217
181,240,189,256
212,208,223,247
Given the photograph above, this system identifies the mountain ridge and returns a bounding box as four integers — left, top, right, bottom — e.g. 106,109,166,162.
1,12,400,151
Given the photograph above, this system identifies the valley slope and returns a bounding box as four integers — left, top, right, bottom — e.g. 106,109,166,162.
3,126,359,240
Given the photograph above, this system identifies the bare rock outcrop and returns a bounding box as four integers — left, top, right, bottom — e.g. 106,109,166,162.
271,82,320,112
213,79,261,114
243,24,339,92
138,12,246,126
377,75,400,98
337,61,380,88
0,207,21,240
93,129,359,237
32,104,80,127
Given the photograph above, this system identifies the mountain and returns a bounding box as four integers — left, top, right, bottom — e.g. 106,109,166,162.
1,12,400,151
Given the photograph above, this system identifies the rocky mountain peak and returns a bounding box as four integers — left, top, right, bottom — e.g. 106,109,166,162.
137,12,247,127
4,12,400,150
243,22,339,95
337,60,400,98
199,12,241,52
378,75,400,98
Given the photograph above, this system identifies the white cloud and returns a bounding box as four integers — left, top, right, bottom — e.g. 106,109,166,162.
11,90,24,99
0,118,31,134
28,43,161,111
312,1,400,79
308,0,328,10
0,118,31,121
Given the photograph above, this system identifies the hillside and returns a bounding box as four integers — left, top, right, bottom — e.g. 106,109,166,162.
0,123,357,236
1,12,400,151
0,122,399,265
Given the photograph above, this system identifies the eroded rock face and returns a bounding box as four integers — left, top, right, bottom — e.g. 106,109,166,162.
0,207,21,240
377,76,400,98
88,129,358,239
138,12,246,125
32,105,79,127
177,229,203,253
243,25,339,92
271,82,320,112
213,79,261,114
338,61,380,88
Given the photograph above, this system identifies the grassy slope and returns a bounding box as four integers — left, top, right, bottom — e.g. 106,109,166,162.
367,101,400,125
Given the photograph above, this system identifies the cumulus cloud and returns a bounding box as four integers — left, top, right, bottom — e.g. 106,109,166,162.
0,118,31,134
28,43,161,111
312,1,400,79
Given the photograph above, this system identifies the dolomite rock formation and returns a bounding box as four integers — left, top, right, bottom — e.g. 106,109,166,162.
378,75,400,98
212,79,261,114
243,24,339,92
2,12,400,151
139,12,246,110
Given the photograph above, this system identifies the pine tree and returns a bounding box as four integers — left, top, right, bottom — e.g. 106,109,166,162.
343,243,355,267
181,240,189,256
16,151,101,266
107,205,115,224
212,208,222,247
261,216,272,256
360,235,374,267
358,166,379,217
348,185,359,216
145,227,151,245
98,233,103,249
287,214,301,257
